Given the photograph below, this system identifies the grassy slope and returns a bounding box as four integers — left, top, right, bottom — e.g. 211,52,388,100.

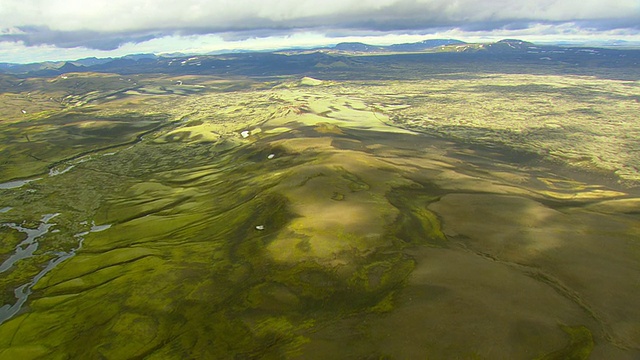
0,73,638,358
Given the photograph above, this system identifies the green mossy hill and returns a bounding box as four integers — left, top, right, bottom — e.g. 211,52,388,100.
536,325,594,360
1,126,432,358
1,73,637,359
299,77,324,86
386,186,446,247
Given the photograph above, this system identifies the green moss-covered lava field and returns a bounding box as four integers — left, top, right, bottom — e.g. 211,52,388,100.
1,53,639,359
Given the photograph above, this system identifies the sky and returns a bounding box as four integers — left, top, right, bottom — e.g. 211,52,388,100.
0,0,639,63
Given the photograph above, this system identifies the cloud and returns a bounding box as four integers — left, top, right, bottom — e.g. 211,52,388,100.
0,26,160,50
0,0,638,50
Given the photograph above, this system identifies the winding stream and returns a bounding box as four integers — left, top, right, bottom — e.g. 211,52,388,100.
0,214,111,324
0,213,59,273
0,115,173,325
0,178,42,190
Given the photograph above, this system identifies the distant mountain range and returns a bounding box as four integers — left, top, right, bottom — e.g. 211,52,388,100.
0,53,158,75
0,39,638,79
329,39,466,53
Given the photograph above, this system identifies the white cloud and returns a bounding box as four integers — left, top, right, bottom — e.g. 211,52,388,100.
0,0,639,62
1,0,638,33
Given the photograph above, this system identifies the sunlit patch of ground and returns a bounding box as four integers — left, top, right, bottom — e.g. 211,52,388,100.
374,74,640,183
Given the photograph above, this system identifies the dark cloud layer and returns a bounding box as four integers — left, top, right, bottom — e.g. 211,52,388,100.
1,0,639,50
1,26,159,50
